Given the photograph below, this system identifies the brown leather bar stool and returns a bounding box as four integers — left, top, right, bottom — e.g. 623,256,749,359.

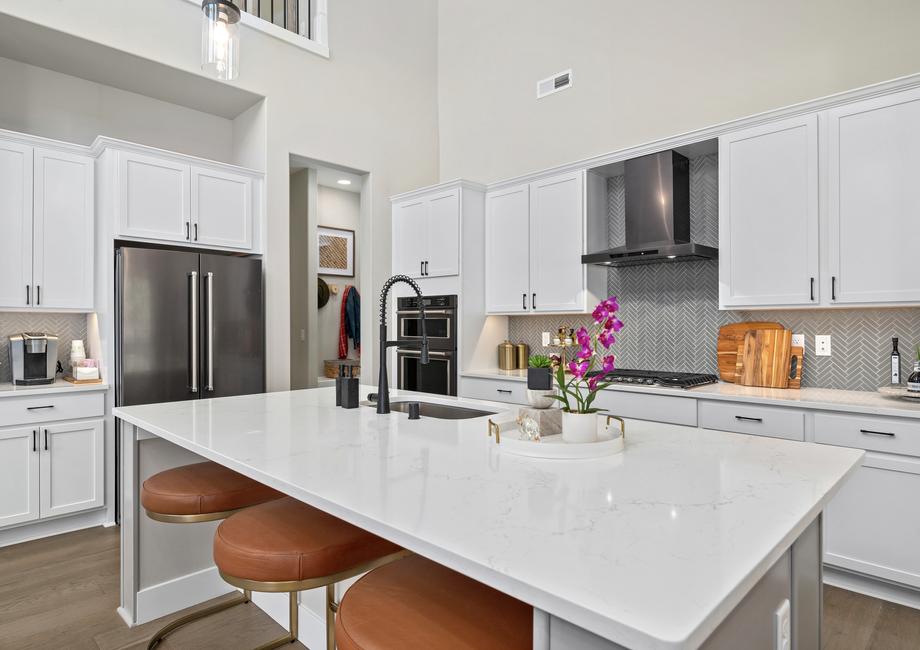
214,496,410,650
335,555,533,650
141,461,284,648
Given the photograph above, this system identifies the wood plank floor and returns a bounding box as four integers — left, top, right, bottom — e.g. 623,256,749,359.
1,526,919,649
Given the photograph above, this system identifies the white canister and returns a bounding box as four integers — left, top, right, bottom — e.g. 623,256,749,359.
71,339,86,368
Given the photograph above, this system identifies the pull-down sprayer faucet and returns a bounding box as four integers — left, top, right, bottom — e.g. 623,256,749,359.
377,275,428,414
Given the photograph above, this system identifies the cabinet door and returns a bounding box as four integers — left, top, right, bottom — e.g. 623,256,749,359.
824,454,920,589
32,149,94,310
191,165,253,250
718,115,819,308
0,427,40,528
392,198,428,278
118,151,191,243
828,88,920,304
0,141,33,309
529,171,585,312
425,189,460,277
485,184,530,313
39,420,104,518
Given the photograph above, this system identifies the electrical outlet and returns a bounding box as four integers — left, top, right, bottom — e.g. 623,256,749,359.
815,335,832,357
541,332,551,346
791,333,805,348
775,599,791,650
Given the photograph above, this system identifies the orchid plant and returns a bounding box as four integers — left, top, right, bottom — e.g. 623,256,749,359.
551,296,624,414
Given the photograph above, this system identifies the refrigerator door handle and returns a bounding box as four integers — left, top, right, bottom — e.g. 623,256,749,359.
189,271,199,393
206,272,214,392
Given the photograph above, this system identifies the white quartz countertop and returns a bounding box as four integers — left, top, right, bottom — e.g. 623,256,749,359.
462,369,920,419
114,387,862,649
0,379,109,398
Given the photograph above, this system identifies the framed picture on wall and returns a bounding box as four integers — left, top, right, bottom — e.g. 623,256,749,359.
317,226,355,277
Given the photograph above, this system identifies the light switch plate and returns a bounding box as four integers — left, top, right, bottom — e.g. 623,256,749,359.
542,332,551,346
775,598,791,650
815,335,832,356
791,333,805,348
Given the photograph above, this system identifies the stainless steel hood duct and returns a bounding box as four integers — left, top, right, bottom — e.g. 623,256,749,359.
582,150,718,267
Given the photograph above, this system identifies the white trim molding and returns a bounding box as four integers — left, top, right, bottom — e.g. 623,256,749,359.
135,566,236,625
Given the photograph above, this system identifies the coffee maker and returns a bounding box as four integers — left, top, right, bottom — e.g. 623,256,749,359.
9,333,59,385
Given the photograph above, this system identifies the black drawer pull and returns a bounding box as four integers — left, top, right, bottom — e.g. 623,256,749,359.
735,415,763,423
860,429,895,438
26,405,55,411
496,389,512,394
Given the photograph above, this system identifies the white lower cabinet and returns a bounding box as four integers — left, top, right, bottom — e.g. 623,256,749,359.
699,401,805,441
0,427,40,528
40,420,105,518
460,377,527,405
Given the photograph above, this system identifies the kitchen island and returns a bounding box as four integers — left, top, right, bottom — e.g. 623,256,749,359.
115,387,862,649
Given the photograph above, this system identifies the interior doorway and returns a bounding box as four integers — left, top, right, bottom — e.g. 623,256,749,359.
289,155,368,390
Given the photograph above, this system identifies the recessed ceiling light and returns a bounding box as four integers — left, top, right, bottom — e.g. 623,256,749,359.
337,179,352,186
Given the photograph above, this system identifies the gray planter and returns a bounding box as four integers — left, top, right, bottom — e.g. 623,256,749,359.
527,367,552,391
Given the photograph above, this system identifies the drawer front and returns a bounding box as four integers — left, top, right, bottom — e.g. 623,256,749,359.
460,377,526,405
592,390,697,427
699,401,805,440
814,412,920,457
0,392,105,427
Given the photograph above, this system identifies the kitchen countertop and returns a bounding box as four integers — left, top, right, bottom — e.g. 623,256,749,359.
0,379,109,398
114,386,862,649
461,369,920,419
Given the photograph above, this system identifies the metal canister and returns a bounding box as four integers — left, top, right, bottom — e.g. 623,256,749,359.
515,342,529,369
498,340,516,370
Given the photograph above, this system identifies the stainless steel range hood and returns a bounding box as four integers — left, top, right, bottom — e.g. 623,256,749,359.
582,150,717,267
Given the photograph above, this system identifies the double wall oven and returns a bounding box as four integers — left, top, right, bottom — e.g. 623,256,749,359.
396,294,457,396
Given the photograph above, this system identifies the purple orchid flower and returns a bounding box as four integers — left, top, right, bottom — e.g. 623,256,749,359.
568,358,590,379
588,375,600,392
603,355,616,373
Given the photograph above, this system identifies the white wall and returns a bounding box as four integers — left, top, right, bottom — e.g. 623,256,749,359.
437,0,920,183
0,55,234,161
316,185,361,376
0,0,441,392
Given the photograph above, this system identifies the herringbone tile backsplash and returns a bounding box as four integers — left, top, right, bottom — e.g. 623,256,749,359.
508,154,920,392
0,313,88,384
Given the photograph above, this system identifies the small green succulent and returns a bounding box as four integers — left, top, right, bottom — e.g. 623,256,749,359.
529,354,552,369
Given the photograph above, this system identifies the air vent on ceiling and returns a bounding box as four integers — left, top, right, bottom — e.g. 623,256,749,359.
536,69,573,99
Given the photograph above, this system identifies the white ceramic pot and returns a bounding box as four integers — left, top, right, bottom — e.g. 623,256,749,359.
562,411,598,443
526,389,556,409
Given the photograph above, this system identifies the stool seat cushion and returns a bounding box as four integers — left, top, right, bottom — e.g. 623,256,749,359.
214,496,402,583
141,461,283,516
335,555,533,650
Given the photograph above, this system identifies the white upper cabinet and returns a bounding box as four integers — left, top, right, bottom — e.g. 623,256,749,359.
191,165,253,250
118,151,191,243
529,171,585,312
827,87,920,305
33,148,94,310
0,141,33,309
392,185,461,279
485,184,530,313
719,115,819,308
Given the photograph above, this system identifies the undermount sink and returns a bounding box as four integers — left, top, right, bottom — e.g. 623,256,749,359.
362,400,496,420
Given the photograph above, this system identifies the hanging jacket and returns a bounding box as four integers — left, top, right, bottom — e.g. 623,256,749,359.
339,286,361,358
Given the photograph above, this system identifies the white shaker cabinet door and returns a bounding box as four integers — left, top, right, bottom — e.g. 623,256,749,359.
191,165,253,250
424,189,460,277
827,87,920,305
39,420,105,519
32,148,94,310
529,171,585,312
392,198,428,278
117,151,191,244
0,141,33,309
0,427,40,528
485,184,530,313
718,114,819,308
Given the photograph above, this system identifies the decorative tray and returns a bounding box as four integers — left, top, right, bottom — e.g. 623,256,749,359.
487,415,625,459
878,385,920,402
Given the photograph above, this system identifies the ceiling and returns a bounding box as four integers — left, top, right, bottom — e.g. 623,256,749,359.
290,154,365,194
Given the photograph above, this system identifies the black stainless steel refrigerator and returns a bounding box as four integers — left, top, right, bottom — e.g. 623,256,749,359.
115,246,264,516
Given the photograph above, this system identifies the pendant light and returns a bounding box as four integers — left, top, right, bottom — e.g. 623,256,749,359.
201,0,241,81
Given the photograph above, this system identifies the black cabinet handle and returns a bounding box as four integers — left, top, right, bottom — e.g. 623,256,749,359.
44,429,48,451
532,293,536,310
26,405,55,411
497,389,512,394
423,261,429,276
860,429,895,438
832,276,837,301
735,415,763,423
522,293,527,310
420,261,424,276
32,430,37,452
186,222,190,240
25,285,29,305
810,277,815,301
193,223,198,241
36,285,40,305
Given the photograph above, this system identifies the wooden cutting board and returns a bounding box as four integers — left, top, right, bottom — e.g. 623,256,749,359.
717,322,785,382
735,329,794,388
787,346,804,390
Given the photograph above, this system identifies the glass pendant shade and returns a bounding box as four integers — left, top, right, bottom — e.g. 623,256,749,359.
201,0,241,81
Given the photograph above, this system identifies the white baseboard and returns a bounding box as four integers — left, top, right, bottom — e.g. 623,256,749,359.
116,606,134,628
252,591,327,650
0,509,107,548
135,566,236,625
825,565,920,611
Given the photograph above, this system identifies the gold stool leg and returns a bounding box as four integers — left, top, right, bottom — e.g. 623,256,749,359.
147,590,251,649
253,592,298,650
325,583,338,650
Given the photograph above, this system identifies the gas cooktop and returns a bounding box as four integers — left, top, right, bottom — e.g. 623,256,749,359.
588,368,719,389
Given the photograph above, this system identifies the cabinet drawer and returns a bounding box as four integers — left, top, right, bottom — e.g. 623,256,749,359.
592,390,697,427
460,377,526,405
814,413,920,458
0,392,104,427
699,401,804,440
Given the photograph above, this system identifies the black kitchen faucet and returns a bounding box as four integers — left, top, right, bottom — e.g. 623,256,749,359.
377,275,429,414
